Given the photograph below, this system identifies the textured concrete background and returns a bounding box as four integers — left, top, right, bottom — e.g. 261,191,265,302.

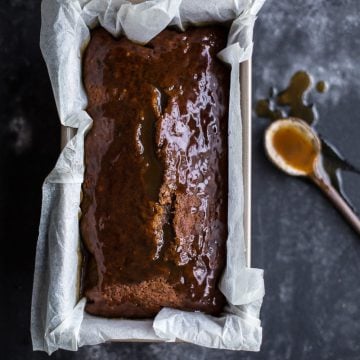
1,0,360,359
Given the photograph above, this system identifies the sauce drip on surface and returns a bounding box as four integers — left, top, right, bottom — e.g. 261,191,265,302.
255,70,319,125
272,125,317,175
316,80,328,93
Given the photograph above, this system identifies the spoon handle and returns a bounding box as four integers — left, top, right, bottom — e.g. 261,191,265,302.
310,171,360,235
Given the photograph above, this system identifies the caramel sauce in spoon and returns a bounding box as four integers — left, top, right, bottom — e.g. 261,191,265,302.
272,124,318,175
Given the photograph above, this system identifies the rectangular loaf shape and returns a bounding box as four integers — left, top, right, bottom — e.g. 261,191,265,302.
81,26,230,318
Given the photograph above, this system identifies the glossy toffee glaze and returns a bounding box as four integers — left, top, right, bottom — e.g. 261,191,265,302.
81,27,229,318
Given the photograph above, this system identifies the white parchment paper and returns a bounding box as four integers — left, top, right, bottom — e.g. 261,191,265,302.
32,0,265,354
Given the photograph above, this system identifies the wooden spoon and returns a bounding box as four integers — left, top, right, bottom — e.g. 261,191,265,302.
264,117,360,235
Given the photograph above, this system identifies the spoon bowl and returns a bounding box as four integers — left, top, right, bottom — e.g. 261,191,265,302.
265,117,321,177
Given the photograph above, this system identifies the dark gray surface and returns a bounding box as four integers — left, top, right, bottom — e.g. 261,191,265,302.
1,0,360,359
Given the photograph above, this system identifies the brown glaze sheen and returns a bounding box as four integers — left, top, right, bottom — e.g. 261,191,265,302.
81,27,230,318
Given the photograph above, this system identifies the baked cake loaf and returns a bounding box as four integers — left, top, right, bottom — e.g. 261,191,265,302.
81,26,229,318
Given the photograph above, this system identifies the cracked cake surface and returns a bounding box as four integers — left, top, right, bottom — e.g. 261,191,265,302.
81,26,229,318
